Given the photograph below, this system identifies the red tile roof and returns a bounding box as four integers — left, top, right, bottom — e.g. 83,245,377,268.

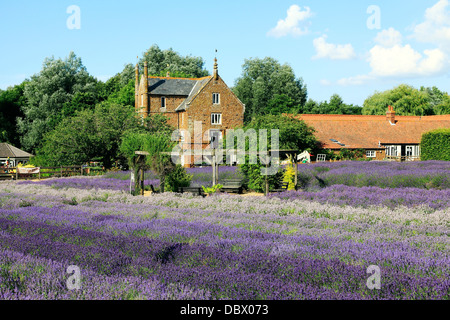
289,113,450,149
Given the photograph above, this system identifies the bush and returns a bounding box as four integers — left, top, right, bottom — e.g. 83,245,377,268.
165,165,193,192
239,162,285,192
420,128,450,161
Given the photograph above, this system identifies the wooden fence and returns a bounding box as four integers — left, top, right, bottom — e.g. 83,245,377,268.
0,166,105,181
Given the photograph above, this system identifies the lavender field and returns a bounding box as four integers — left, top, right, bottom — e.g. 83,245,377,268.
0,161,449,300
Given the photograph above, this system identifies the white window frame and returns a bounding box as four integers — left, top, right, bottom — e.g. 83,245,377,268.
366,150,376,158
211,113,222,125
161,96,166,109
212,93,220,105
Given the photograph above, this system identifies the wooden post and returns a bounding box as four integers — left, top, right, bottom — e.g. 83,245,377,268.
294,152,298,190
60,166,63,178
265,161,269,197
81,166,83,176
15,168,18,181
140,166,144,196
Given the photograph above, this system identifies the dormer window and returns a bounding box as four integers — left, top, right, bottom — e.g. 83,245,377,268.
213,93,220,105
161,96,166,109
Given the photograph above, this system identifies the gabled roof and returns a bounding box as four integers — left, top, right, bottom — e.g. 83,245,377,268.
0,143,34,158
291,114,450,149
147,76,212,112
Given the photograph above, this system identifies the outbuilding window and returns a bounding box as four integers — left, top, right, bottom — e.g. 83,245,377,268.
366,150,376,158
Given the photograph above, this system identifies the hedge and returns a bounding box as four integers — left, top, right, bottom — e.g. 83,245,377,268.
420,128,450,161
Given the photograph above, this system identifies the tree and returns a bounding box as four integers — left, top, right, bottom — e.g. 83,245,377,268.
236,114,318,192
233,57,307,123
139,44,210,78
35,102,153,168
244,114,317,151
300,94,362,115
119,131,189,194
17,52,98,152
419,86,450,115
0,82,26,146
362,84,432,116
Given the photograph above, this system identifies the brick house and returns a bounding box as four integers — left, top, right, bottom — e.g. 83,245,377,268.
135,58,245,166
291,106,450,161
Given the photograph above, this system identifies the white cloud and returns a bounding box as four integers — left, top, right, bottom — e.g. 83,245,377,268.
267,5,313,37
412,0,450,49
312,35,356,60
368,44,447,77
374,28,402,47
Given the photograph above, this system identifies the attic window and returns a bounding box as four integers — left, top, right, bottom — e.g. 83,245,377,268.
213,93,220,105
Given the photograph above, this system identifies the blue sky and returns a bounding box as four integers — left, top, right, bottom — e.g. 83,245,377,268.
1,0,449,106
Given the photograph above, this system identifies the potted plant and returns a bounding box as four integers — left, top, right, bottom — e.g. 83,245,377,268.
202,184,223,196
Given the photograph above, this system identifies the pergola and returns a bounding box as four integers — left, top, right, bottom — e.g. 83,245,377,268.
134,149,301,196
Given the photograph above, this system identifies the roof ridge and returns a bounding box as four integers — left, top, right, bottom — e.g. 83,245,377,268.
148,75,212,81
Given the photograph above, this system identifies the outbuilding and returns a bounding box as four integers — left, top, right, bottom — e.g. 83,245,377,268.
0,143,34,167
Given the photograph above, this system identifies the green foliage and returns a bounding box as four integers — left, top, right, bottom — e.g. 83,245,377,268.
420,129,450,161
336,148,366,160
282,165,296,190
239,162,285,192
0,83,26,146
301,94,362,115
233,57,307,123
139,44,210,78
17,52,99,152
36,102,145,168
120,131,177,193
202,184,223,195
165,165,193,192
244,114,318,151
362,84,434,116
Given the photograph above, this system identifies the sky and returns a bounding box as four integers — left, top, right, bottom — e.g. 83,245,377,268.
0,0,449,106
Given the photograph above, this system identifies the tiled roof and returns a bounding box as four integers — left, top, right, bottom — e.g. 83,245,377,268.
291,114,450,149
0,143,34,158
147,76,212,112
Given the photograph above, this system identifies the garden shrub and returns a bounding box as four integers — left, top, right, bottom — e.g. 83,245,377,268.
420,128,450,161
164,165,193,192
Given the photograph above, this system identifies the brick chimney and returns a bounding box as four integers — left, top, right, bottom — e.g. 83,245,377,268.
135,63,139,111
213,57,218,80
386,105,396,124
143,61,149,117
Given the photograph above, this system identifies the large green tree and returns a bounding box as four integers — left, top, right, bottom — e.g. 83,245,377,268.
34,102,165,168
236,114,318,192
362,84,432,116
0,82,26,146
301,94,362,115
419,86,450,115
138,44,210,78
17,52,98,152
233,57,307,123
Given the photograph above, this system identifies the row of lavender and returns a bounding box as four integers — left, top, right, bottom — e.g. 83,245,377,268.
1,181,449,299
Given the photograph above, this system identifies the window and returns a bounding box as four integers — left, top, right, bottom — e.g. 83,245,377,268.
211,113,222,125
212,93,220,104
366,150,376,158
161,97,166,109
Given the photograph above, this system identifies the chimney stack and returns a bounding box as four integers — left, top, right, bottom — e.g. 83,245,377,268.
213,57,218,80
135,63,139,111
386,105,395,124
143,61,149,117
